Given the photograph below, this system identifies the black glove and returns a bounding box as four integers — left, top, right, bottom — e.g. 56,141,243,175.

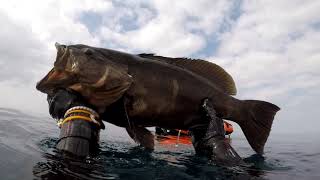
47,89,89,119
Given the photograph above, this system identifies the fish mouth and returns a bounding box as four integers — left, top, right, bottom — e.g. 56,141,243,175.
36,68,76,95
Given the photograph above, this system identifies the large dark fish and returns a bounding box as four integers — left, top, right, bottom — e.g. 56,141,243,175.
37,43,280,154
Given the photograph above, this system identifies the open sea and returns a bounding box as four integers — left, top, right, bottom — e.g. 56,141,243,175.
0,107,319,180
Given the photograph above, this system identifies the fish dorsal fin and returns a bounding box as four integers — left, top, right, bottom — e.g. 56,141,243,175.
138,54,237,95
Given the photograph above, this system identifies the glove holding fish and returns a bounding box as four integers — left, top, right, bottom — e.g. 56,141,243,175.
36,43,280,165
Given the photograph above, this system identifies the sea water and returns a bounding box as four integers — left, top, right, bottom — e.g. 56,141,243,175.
0,108,319,180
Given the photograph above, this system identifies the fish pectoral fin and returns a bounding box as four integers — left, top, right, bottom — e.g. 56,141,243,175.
126,126,155,150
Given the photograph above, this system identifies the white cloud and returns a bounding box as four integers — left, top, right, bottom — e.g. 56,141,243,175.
0,0,319,134
209,0,320,133
98,0,235,56
0,0,112,112
0,0,110,46
214,0,320,96
0,12,45,82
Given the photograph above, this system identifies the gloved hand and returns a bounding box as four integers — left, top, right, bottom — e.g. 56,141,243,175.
48,89,103,158
47,89,89,119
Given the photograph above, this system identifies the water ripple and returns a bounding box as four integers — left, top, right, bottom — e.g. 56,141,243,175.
0,109,319,179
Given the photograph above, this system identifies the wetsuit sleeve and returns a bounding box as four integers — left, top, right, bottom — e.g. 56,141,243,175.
47,89,90,119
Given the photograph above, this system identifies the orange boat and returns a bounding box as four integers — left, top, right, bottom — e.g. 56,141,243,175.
156,135,192,145
224,121,233,135
156,121,234,145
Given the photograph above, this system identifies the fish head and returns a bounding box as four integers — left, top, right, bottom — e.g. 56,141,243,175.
36,44,74,95
37,43,132,109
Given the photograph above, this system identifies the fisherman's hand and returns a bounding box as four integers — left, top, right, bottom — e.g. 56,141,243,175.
47,89,87,119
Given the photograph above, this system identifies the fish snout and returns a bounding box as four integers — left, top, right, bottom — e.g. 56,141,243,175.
36,68,75,94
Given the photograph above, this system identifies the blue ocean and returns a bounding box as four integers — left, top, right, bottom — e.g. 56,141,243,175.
0,107,319,180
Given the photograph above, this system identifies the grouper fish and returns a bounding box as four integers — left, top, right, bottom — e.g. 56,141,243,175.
36,43,280,156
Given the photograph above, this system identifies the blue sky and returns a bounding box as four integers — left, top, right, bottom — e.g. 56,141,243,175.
0,0,319,135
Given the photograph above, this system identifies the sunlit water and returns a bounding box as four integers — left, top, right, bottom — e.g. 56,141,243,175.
0,108,319,180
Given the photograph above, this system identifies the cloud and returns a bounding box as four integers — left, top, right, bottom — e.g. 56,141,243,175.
98,0,237,56
0,0,319,134
209,0,320,133
0,12,45,82
213,0,320,98
0,0,112,113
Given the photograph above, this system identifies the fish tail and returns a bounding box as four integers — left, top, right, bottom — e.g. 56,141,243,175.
237,100,280,154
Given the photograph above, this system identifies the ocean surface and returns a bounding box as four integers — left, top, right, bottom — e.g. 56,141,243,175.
0,107,319,180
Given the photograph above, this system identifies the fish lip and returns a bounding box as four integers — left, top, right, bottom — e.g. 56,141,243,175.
36,68,55,93
36,81,56,96
35,81,45,93
36,68,77,95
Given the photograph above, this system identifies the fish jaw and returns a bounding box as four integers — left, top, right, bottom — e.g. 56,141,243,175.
36,68,77,95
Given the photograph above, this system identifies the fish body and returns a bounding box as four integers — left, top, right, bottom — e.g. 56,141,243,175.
37,44,280,154
123,54,238,130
